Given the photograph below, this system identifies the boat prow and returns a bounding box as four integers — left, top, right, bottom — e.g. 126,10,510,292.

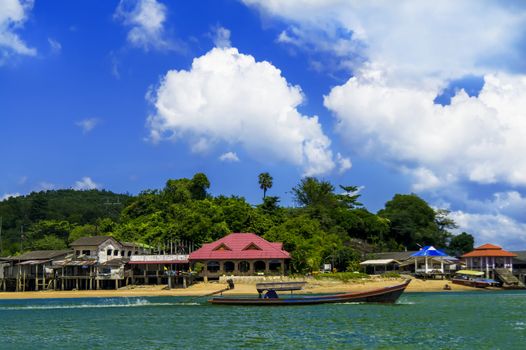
209,279,411,306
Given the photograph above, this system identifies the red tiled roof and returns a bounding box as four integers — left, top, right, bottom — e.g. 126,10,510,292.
462,243,517,258
189,233,290,260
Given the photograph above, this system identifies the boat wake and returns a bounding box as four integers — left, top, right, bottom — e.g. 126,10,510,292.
0,298,201,310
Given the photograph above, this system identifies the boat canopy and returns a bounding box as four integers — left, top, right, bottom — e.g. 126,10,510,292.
255,281,306,293
455,269,484,276
360,259,400,266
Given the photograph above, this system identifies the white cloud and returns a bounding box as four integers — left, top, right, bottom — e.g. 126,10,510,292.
219,152,240,162
336,152,351,174
76,118,99,133
47,37,61,55
73,177,100,190
212,25,231,48
148,47,337,176
450,210,526,249
0,0,36,62
0,192,20,201
243,1,526,82
324,72,526,189
114,0,170,51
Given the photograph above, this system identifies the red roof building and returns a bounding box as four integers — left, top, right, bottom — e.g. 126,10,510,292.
189,233,290,280
462,243,517,278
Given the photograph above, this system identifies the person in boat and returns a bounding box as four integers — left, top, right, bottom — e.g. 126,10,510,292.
264,290,279,299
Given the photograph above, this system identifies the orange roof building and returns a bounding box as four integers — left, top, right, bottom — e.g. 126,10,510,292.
461,243,517,278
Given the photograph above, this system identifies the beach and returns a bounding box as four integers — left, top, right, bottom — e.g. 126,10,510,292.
0,277,490,299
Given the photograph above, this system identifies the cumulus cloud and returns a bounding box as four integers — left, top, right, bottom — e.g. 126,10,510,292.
114,0,171,51
0,0,36,62
450,210,526,248
147,47,337,176
212,25,231,48
219,151,239,162
243,0,526,82
324,72,526,189
73,177,100,190
1,192,20,201
336,153,351,174
76,118,99,133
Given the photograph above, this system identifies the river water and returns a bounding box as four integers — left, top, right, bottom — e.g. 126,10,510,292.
1,291,525,349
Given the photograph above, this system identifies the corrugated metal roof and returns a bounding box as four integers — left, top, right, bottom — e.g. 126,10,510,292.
70,236,118,247
14,250,71,261
360,259,400,265
189,233,290,260
368,251,417,261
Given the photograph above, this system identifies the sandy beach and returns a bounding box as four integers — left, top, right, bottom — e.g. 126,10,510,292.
0,277,494,300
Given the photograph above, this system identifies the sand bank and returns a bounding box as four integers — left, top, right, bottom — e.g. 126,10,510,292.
0,278,494,300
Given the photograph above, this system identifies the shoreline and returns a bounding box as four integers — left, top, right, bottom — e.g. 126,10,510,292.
0,278,502,300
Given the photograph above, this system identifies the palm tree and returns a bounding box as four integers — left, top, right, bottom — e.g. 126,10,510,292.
258,172,273,199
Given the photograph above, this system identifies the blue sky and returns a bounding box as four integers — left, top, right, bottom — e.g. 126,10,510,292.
2,0,526,248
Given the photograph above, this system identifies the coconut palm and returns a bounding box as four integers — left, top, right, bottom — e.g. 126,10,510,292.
258,172,273,199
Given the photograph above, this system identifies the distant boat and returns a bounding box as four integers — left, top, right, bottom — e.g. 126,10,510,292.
451,270,496,288
208,279,411,305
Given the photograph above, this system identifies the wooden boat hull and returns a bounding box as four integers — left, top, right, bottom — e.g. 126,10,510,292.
209,279,411,305
451,278,490,288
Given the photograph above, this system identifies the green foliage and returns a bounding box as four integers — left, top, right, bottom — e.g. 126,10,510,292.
378,194,451,250
192,262,204,274
32,235,67,250
448,232,474,256
0,189,130,254
68,224,98,243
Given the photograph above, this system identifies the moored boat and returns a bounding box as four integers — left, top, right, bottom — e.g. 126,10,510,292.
208,279,411,305
451,270,494,288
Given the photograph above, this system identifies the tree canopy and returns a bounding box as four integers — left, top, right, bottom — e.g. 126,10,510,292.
0,174,468,273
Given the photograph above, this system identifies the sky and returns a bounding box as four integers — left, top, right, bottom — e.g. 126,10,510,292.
1,0,526,248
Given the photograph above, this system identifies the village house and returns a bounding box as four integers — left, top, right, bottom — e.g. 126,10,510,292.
461,243,525,288
189,232,290,281
1,250,70,291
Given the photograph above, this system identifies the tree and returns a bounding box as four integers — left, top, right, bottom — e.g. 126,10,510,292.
448,232,474,256
291,177,336,208
378,194,447,249
258,172,273,199
32,235,67,250
190,173,210,200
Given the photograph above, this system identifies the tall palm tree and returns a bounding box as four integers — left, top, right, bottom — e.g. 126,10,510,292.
258,172,273,199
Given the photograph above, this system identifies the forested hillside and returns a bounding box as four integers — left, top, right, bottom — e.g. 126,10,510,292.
0,173,473,272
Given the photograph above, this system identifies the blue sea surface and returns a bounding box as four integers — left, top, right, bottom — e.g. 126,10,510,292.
1,291,525,349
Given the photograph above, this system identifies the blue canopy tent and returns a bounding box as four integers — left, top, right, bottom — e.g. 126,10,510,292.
411,246,448,274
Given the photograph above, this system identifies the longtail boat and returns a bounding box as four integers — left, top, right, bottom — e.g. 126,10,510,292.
208,279,411,305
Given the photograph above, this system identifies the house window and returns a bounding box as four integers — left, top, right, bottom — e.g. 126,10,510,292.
76,250,80,256
114,250,119,256
238,261,250,273
121,250,125,256
128,251,132,257
82,250,91,256
207,261,220,273
224,261,235,273
254,261,266,272
107,249,112,256
269,260,281,272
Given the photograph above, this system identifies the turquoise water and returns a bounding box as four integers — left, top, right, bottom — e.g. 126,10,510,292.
1,291,525,349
